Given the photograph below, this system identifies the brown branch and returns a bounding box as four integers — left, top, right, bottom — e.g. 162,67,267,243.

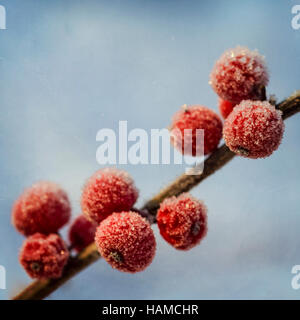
277,90,300,120
142,143,236,216
12,91,300,300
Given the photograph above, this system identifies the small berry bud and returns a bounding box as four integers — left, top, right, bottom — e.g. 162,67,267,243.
81,168,139,224
223,100,284,159
218,98,234,119
170,105,223,156
12,181,71,236
157,193,207,250
95,211,156,273
210,46,269,104
68,215,97,252
19,233,69,279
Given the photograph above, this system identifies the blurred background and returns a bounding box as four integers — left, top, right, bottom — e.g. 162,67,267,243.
0,0,300,300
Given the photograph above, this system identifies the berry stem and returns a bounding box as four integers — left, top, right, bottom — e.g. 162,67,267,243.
12,90,300,300
108,251,123,264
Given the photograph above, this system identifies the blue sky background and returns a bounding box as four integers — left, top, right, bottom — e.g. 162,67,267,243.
0,0,300,300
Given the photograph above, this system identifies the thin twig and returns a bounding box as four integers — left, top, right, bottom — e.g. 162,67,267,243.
12,91,300,300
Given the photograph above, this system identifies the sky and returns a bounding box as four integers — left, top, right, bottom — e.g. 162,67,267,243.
0,0,300,300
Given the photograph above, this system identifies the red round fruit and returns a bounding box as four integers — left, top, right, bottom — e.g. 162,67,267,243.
223,100,284,159
170,105,223,156
210,46,269,104
81,168,138,224
157,193,207,250
12,181,71,236
68,215,97,252
19,233,69,279
95,211,156,273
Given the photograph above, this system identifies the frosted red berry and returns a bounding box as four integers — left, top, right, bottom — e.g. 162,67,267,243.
170,105,223,156
95,211,156,273
68,215,97,252
219,98,234,119
157,193,207,250
19,233,69,279
12,181,71,236
210,46,269,104
223,100,284,159
81,168,139,224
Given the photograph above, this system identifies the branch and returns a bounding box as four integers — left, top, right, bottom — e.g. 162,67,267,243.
12,91,300,300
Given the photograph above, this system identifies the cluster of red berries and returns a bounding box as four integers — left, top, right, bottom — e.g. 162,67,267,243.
170,45,284,159
12,45,285,281
12,182,71,279
12,168,207,278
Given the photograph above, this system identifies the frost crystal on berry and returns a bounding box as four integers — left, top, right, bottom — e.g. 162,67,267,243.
95,211,156,273
223,100,284,159
81,168,139,224
19,233,69,279
210,46,269,104
157,193,207,250
12,181,71,236
170,105,223,156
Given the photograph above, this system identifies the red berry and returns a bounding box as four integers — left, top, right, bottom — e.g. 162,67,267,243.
12,181,71,236
157,193,207,250
19,233,69,279
95,211,156,273
81,168,138,224
210,46,269,104
223,100,284,159
68,215,97,252
170,105,223,156
219,98,234,119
